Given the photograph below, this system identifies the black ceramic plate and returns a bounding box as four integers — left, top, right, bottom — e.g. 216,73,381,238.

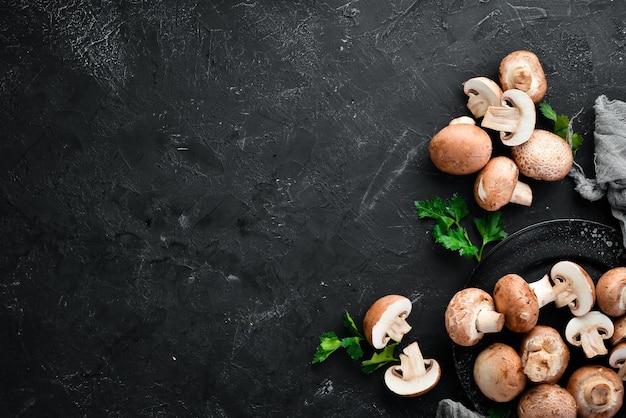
453,219,626,417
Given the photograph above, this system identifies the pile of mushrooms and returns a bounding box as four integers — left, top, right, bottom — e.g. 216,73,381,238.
445,261,626,417
362,294,441,396
428,50,575,211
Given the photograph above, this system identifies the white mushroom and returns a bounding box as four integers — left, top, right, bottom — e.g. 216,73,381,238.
445,288,504,347
481,88,536,146
463,77,503,118
473,342,526,402
565,311,614,358
384,341,441,396
520,325,570,384
363,295,412,349
528,260,596,317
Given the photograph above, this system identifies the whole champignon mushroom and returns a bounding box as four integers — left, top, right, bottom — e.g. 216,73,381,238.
520,325,570,384
463,77,503,118
473,342,527,402
517,384,577,418
363,295,412,349
498,50,547,104
445,288,505,347
481,88,536,146
384,341,441,396
565,311,614,358
596,267,626,317
528,260,596,317
511,129,574,181
474,156,533,211
493,273,539,333
567,365,624,418
428,118,493,175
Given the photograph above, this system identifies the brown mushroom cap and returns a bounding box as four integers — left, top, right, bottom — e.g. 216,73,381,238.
511,129,574,181
566,365,624,418
473,342,527,402
520,325,570,384
428,121,492,175
445,288,504,347
612,315,626,346
494,273,539,333
517,384,577,418
363,294,412,349
597,267,626,317
499,50,547,104
474,156,532,211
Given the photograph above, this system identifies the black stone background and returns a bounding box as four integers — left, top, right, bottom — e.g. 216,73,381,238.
1,1,625,417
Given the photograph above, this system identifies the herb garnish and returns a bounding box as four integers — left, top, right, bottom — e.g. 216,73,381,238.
539,102,584,154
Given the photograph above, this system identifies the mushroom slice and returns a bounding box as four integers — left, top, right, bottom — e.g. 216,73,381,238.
551,261,596,316
384,341,441,396
499,50,547,104
428,118,493,175
473,342,526,402
565,311,614,358
596,267,626,317
481,89,536,146
517,384,577,418
463,77,503,118
493,274,539,333
566,365,624,418
520,325,570,384
612,315,626,346
363,295,412,349
609,342,626,380
511,129,574,181
474,156,532,211
445,288,504,347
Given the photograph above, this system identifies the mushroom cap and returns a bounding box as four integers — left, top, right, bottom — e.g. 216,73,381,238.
566,365,624,418
611,315,626,346
498,50,547,104
473,342,526,402
511,129,574,181
474,156,532,211
608,341,626,373
428,122,492,175
384,341,441,396
463,76,503,118
363,294,412,349
517,384,577,418
445,287,504,346
493,273,539,333
550,260,596,316
596,267,626,317
520,325,570,384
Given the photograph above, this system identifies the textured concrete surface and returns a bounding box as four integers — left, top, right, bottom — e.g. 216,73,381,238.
2,1,626,417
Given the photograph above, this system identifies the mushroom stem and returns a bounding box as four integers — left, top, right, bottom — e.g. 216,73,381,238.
387,316,412,343
482,106,520,132
398,341,427,380
476,309,505,334
509,181,532,206
580,330,610,358
529,274,557,308
584,381,613,408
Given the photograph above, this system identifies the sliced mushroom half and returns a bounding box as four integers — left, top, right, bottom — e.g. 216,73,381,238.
481,88,536,146
609,342,626,380
384,341,441,396
565,311,614,358
463,77,503,118
363,295,412,349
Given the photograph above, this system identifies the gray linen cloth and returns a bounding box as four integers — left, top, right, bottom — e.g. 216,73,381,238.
436,399,485,418
569,94,626,249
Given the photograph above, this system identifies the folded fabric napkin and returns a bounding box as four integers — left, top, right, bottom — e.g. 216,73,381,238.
569,94,626,249
436,399,485,418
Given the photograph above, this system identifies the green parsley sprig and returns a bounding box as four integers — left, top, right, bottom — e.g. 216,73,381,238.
415,194,507,262
539,102,584,154
312,311,399,374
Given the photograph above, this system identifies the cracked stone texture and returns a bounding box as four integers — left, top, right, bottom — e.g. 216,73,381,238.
1,1,625,417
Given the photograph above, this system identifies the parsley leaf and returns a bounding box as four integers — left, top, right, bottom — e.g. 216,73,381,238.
312,312,365,364
312,332,343,363
361,343,399,374
416,194,507,262
539,102,584,154
343,311,362,338
342,336,364,361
